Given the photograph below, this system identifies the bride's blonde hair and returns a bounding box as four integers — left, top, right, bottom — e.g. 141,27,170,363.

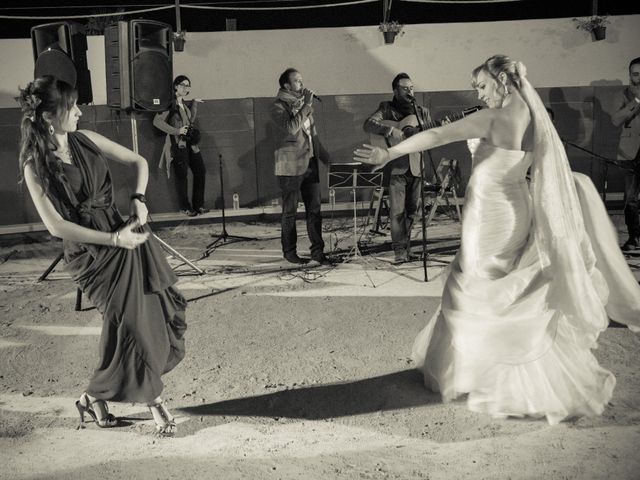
471,54,523,92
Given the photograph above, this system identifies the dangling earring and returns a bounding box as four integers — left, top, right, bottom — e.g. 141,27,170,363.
48,124,55,135
503,84,510,97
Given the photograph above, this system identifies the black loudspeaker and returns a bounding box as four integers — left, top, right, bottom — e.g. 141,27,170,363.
31,21,93,104
105,20,173,112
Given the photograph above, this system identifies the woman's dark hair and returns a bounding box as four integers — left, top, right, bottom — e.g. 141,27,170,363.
17,76,78,195
173,75,191,94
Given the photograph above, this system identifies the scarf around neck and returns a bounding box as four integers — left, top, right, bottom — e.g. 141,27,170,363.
391,96,415,117
277,88,306,114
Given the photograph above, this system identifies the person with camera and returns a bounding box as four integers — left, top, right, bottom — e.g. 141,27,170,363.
154,75,209,217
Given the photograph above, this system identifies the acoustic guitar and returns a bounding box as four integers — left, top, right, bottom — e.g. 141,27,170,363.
368,106,482,176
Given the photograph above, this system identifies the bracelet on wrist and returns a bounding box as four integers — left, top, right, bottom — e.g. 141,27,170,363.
130,193,147,204
111,231,120,247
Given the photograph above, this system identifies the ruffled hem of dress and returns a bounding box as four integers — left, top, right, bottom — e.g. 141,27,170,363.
412,309,616,425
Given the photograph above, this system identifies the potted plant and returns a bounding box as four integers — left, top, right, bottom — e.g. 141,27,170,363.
85,8,124,35
379,21,404,44
573,15,610,41
173,30,186,52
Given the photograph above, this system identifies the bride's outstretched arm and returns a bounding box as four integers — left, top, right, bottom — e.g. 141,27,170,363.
355,109,493,168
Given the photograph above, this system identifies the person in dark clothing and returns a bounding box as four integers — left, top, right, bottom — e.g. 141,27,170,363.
154,75,209,217
18,76,186,436
363,73,432,264
612,57,640,251
269,67,331,265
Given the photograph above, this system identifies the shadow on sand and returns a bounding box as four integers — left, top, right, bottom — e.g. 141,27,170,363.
179,368,438,420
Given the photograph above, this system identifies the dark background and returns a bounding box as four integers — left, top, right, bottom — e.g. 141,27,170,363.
0,0,638,39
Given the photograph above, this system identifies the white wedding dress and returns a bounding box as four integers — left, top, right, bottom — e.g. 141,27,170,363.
411,140,640,425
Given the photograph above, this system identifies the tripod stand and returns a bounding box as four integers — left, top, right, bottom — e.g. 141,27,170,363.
345,183,369,262
328,164,383,267
409,98,433,282
199,154,257,259
37,252,84,311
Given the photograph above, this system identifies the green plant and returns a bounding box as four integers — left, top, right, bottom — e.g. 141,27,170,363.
572,15,610,32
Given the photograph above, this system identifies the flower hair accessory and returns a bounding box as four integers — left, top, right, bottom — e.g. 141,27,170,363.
15,88,42,123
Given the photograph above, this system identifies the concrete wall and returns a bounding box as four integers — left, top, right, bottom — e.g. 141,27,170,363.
2,15,638,105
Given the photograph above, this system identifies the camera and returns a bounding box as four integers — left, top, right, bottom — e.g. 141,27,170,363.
179,125,201,145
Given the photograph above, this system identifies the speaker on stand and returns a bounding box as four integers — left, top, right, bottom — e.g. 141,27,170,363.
104,19,173,113
31,21,93,104
103,20,202,276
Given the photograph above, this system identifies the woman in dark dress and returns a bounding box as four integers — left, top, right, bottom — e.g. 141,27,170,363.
17,76,187,436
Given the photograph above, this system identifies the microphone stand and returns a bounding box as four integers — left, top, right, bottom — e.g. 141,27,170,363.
409,97,429,282
199,154,257,259
563,140,637,203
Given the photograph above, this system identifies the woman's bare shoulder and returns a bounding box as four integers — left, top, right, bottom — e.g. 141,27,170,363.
77,129,101,141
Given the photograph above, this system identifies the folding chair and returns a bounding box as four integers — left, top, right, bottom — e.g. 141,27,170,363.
423,157,462,226
365,186,389,236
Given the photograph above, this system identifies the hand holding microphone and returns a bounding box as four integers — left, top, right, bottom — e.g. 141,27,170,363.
302,87,322,106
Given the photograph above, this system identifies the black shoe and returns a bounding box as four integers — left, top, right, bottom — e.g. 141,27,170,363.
181,209,198,217
621,237,639,251
405,251,420,262
311,254,332,266
195,207,210,215
284,253,308,264
393,252,407,265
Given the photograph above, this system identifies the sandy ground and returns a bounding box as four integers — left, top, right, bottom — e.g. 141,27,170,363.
1,212,639,480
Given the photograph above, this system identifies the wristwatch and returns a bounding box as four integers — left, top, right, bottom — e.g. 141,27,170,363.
130,193,147,203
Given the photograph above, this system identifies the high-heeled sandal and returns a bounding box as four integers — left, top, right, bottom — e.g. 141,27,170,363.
147,401,176,437
75,393,118,429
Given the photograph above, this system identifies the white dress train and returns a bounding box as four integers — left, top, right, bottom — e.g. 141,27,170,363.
411,141,640,425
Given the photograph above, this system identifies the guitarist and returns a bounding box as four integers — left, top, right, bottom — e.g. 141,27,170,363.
363,73,432,264
612,57,640,251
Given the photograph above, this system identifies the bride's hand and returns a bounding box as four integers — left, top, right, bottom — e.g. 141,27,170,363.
353,144,389,171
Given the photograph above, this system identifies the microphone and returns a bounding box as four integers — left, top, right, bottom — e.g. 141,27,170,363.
303,87,322,102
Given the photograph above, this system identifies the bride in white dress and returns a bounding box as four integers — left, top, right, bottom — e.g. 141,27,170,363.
354,55,640,425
